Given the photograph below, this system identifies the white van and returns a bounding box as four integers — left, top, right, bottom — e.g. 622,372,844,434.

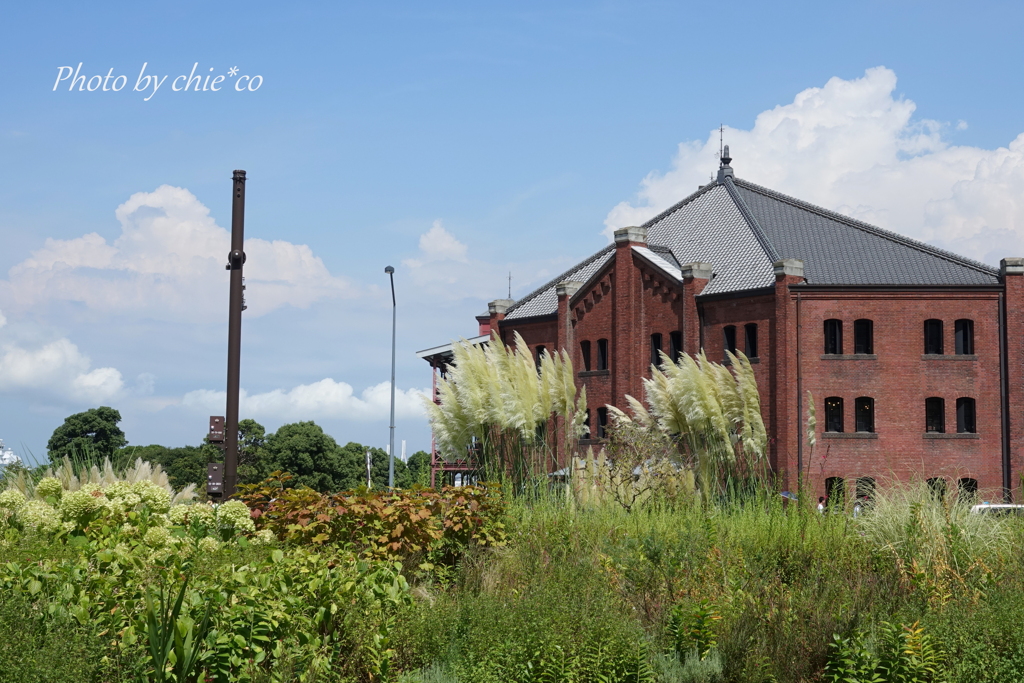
969,504,1024,517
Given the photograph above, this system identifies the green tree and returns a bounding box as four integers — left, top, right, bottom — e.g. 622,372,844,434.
337,442,413,490
47,407,127,466
405,450,432,487
119,443,222,491
261,421,356,492
236,418,268,484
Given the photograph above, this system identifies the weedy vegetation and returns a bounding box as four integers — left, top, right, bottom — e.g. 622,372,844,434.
3,343,1024,681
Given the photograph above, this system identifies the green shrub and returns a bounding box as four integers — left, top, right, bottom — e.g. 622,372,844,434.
0,596,107,683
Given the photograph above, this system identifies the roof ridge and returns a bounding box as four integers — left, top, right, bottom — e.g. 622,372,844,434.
722,177,781,263
733,178,999,276
637,180,722,230
503,244,615,316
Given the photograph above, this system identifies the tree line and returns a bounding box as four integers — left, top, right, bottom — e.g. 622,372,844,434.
32,406,431,492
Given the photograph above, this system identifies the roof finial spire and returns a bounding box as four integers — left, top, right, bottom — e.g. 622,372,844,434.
717,131,734,182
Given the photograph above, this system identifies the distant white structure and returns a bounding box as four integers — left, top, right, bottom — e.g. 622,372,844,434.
0,439,20,469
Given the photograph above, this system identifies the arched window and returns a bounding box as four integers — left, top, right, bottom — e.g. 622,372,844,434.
856,477,876,501
824,319,843,354
583,409,592,437
956,397,977,433
955,319,974,355
924,319,944,355
925,397,945,433
825,396,844,433
854,319,873,354
650,333,663,367
927,477,947,501
958,478,979,502
744,323,758,358
596,339,609,370
825,477,846,509
669,331,682,362
579,340,591,371
723,325,737,354
855,397,874,433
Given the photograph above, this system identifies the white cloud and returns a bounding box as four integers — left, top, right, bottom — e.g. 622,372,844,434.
0,337,123,403
181,379,430,422
417,220,469,263
606,66,1024,265
401,219,572,304
1,185,355,321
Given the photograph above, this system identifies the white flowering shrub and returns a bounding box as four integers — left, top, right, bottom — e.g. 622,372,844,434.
253,528,277,545
35,477,64,500
18,500,61,533
0,489,26,512
143,525,171,547
59,488,106,523
133,480,171,514
197,536,221,553
217,499,256,534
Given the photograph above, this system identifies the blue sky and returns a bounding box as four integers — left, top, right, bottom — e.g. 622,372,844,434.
4,1,1024,459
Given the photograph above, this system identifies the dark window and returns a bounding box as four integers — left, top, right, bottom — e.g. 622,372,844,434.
597,407,608,439
580,341,591,371
824,319,843,354
924,319,944,354
927,477,947,501
856,477,876,501
855,397,875,433
583,409,591,437
650,333,663,367
744,323,758,358
535,345,546,371
854,319,873,354
825,477,846,509
597,339,609,371
724,325,737,354
958,478,979,503
956,397,977,433
825,397,844,433
670,331,683,363
925,397,945,433
955,319,974,355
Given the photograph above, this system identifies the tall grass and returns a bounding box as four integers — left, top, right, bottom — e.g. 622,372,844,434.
4,454,196,503
424,331,587,487
611,350,768,498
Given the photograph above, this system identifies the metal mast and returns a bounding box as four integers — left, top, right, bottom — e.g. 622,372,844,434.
224,170,247,497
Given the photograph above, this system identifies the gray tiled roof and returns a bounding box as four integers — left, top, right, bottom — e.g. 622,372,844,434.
732,179,999,285
500,171,999,318
504,245,615,320
643,183,776,295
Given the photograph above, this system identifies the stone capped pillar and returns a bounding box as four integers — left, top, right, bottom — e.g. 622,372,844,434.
556,280,583,357
680,262,713,356
771,258,805,488
1002,258,1024,499
487,299,515,344
612,227,648,408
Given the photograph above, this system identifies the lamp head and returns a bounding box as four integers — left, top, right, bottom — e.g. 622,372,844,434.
384,265,395,274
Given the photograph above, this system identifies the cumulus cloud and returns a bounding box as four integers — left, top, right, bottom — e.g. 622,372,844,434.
0,185,355,321
0,336,123,403
402,220,504,298
181,379,429,422
606,66,1024,265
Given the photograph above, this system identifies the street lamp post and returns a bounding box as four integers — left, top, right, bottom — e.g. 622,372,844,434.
385,265,396,488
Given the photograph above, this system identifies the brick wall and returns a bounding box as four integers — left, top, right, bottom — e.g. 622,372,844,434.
495,251,1014,499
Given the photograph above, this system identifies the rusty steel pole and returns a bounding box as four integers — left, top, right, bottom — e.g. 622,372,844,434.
224,170,247,497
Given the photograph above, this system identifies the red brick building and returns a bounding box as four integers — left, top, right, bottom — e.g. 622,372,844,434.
419,151,1024,501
